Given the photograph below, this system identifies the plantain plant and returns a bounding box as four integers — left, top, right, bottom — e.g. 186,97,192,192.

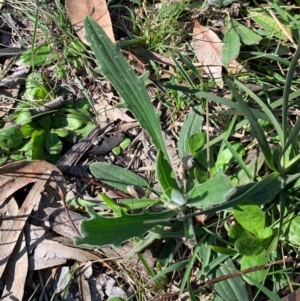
74,16,300,300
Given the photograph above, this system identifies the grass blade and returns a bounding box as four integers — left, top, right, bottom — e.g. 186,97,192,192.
225,78,277,172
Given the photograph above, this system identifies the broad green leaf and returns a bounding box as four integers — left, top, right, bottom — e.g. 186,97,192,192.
231,18,261,45
188,132,206,155
178,105,203,159
45,132,62,155
52,128,69,137
25,71,50,101
31,129,47,160
75,122,95,138
228,224,249,243
241,273,282,301
285,215,300,245
89,162,148,193
249,11,292,40
186,170,236,209
222,24,241,67
240,253,268,284
21,122,41,137
0,127,23,151
38,114,51,131
55,63,67,80
233,201,265,237
74,207,175,248
235,236,269,256
66,114,84,130
20,45,59,66
84,16,169,161
212,257,249,301
15,110,32,125
186,172,299,219
188,132,211,169
156,151,180,200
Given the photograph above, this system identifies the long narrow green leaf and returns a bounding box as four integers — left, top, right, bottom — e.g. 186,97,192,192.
180,236,207,294
89,162,148,193
233,78,283,147
279,117,300,170
84,16,168,160
225,78,277,172
165,85,270,121
281,42,300,168
224,140,252,180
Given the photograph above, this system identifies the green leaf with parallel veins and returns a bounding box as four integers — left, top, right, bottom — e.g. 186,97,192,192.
84,16,168,160
212,257,249,301
156,151,180,200
74,207,176,248
89,162,148,193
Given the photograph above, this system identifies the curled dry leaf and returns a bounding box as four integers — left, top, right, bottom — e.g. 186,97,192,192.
65,0,115,44
192,20,223,86
0,160,66,206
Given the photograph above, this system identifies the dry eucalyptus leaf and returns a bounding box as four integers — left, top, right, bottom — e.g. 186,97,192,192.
65,0,115,44
192,20,223,86
0,171,51,278
1,197,28,301
29,239,100,270
0,160,67,207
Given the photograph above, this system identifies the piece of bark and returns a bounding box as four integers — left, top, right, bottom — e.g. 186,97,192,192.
56,123,114,173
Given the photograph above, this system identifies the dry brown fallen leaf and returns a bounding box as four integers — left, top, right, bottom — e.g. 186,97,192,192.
0,161,67,299
1,196,28,301
192,20,223,86
65,0,115,44
0,160,66,207
28,238,100,270
0,172,50,301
